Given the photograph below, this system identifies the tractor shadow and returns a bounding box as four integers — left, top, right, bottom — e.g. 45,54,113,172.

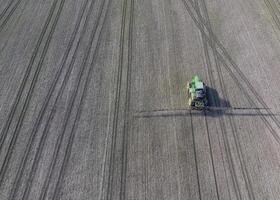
195,86,275,118
204,86,230,117
206,86,230,108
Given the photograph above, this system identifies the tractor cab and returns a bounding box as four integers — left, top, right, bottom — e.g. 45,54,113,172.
194,81,206,99
187,75,208,109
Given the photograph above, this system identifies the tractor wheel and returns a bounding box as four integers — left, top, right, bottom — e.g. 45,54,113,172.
204,100,208,107
186,82,191,107
188,97,192,107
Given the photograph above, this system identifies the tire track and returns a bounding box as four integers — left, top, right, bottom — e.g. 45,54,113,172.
106,0,128,199
185,0,280,131
264,0,280,31
209,31,256,200
218,56,280,144
6,0,92,199
50,1,112,199
209,28,280,144
0,0,65,187
193,1,221,199
190,110,202,200
0,0,59,154
36,1,109,199
188,0,278,198
0,0,26,32
200,20,238,200
195,0,255,199
120,0,134,199
0,0,15,21
21,2,101,197
0,0,30,53
180,0,280,146
190,0,280,135
196,0,255,199
203,111,227,200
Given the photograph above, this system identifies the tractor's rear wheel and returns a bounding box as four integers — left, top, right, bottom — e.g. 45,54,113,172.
186,82,191,107
188,98,192,107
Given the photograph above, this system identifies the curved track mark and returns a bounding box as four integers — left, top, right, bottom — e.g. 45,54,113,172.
0,0,15,21
51,2,112,199
201,20,236,200
19,0,107,199
181,0,280,149
190,0,280,135
195,0,255,199
0,0,59,154
6,0,92,199
0,0,26,32
0,0,65,187
36,1,109,199
264,0,280,31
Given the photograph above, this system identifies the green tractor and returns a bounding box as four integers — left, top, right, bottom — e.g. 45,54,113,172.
187,75,208,109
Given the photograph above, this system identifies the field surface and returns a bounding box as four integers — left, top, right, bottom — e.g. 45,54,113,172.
1,0,280,199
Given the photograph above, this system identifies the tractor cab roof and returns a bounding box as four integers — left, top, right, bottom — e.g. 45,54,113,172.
195,81,204,90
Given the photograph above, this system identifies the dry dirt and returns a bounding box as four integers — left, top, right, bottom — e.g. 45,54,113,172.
0,0,280,199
